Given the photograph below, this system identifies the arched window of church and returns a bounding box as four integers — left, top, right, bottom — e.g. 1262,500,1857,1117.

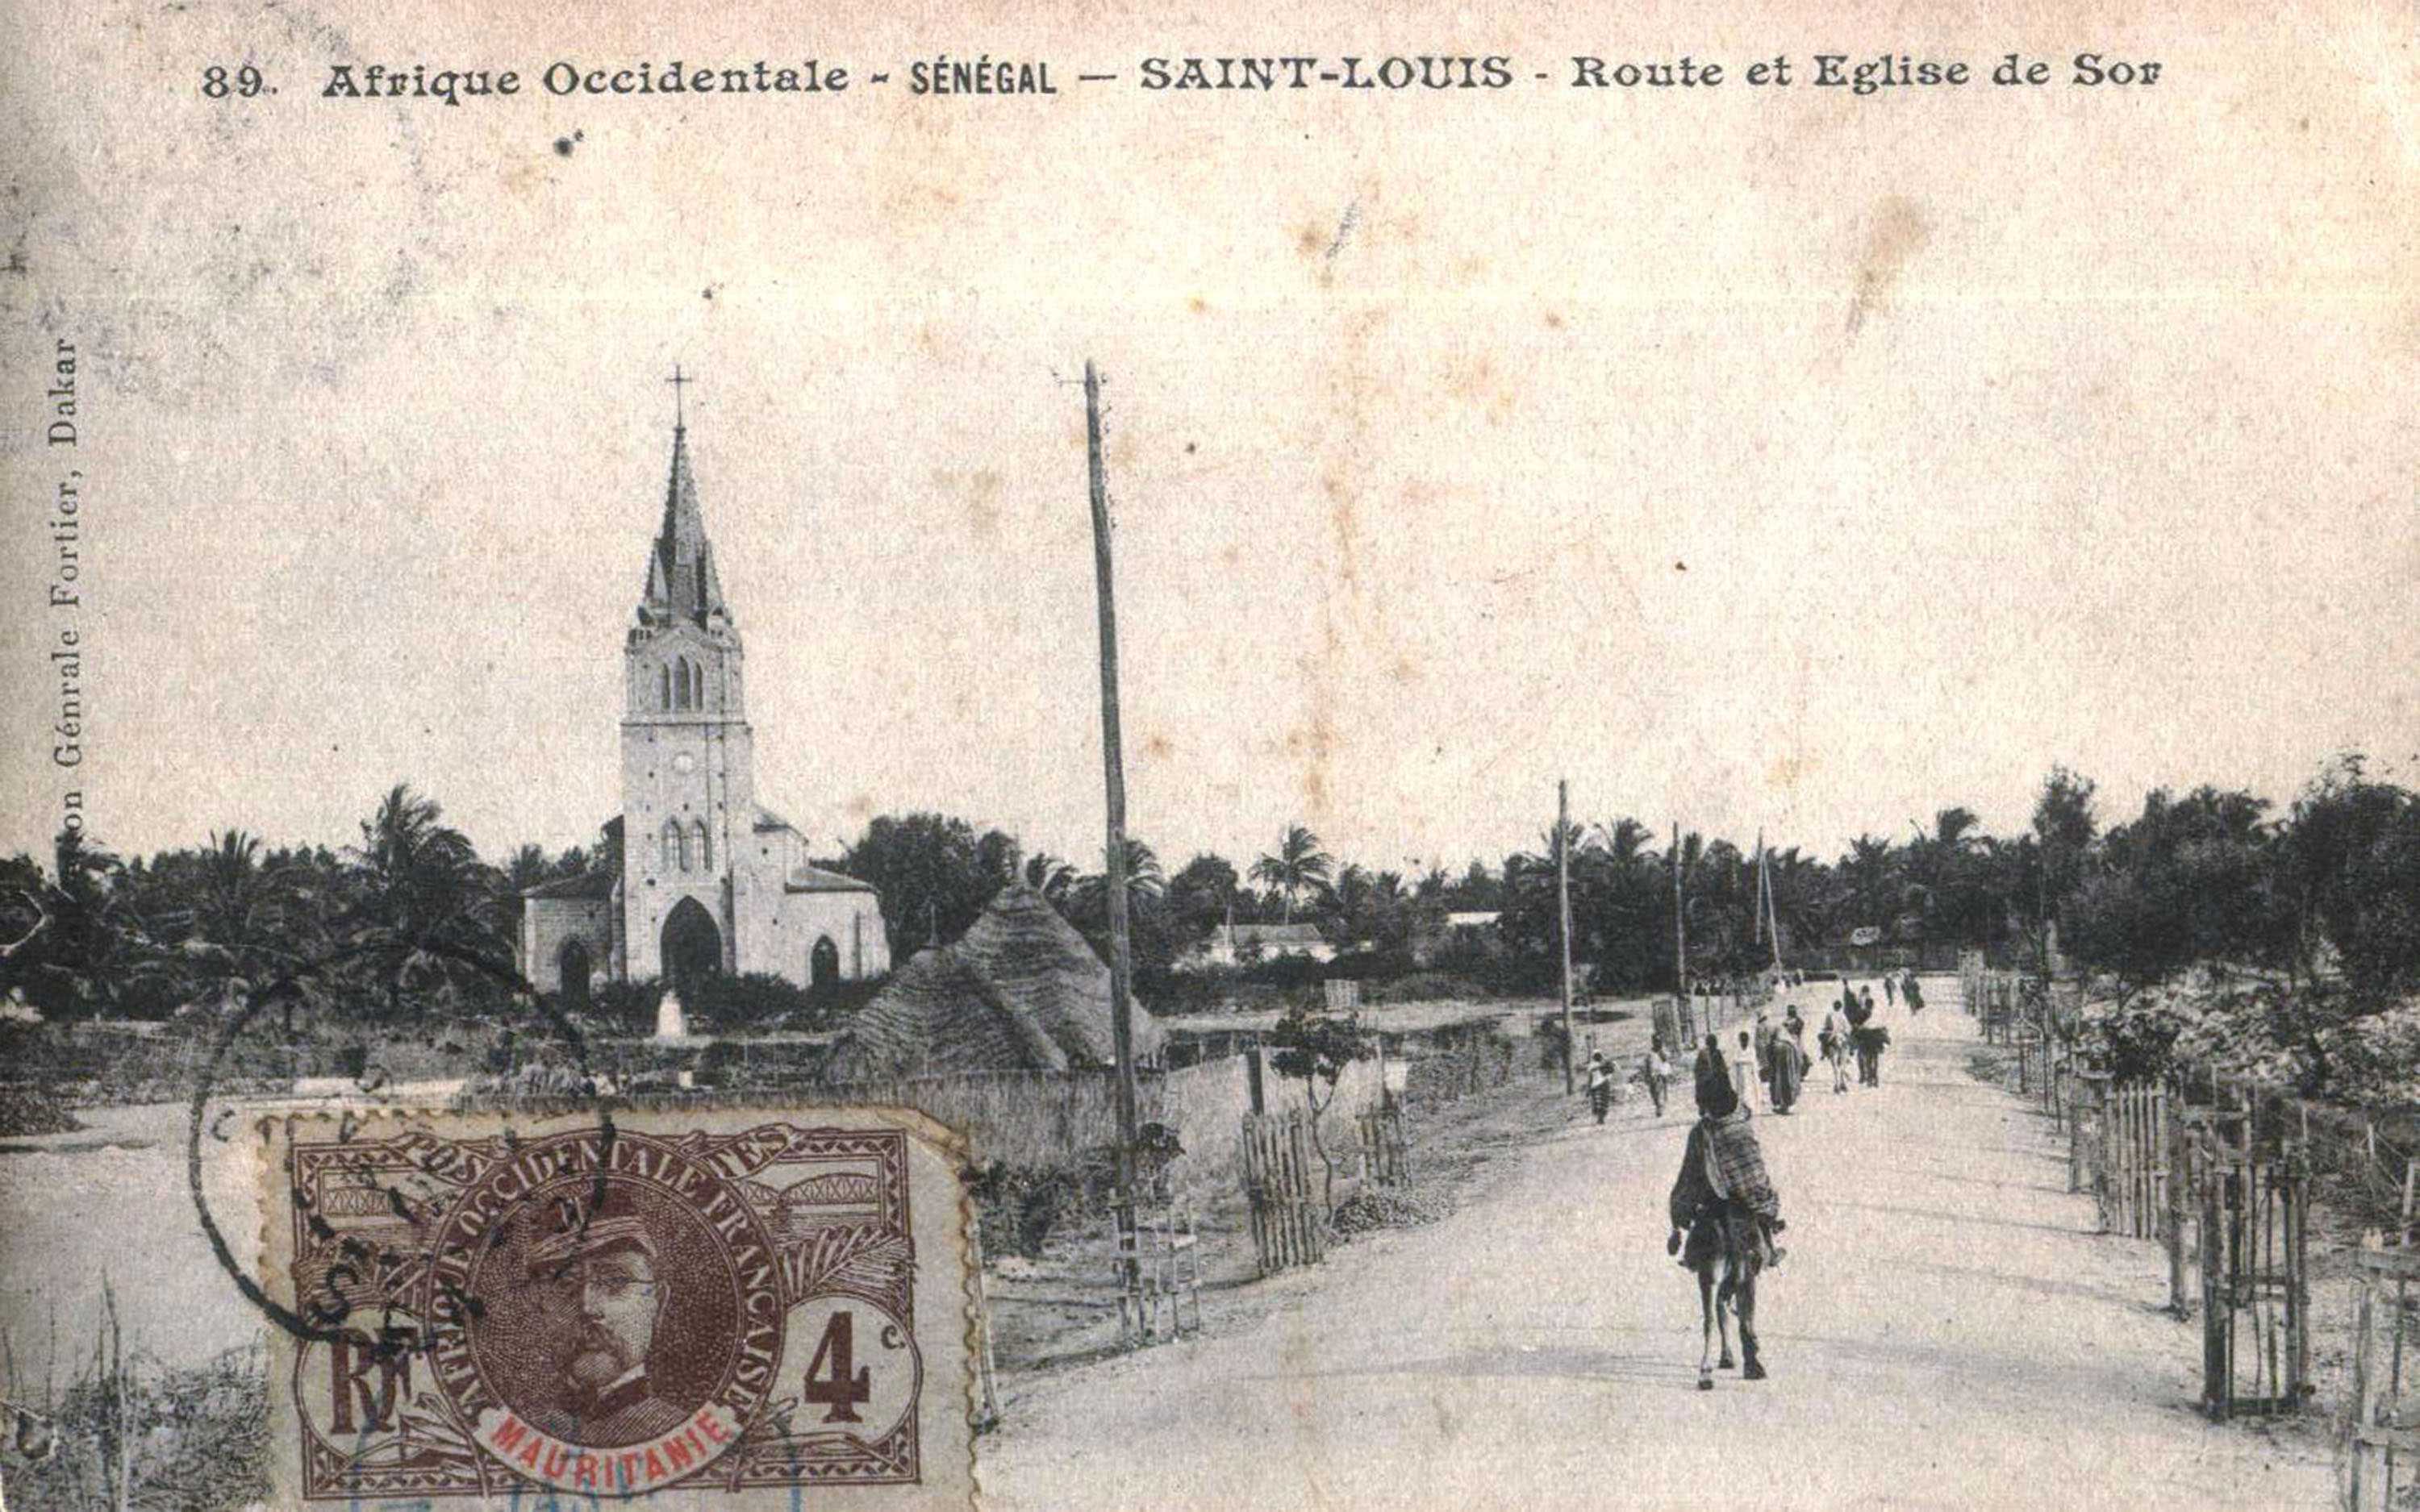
693,819,712,872
688,658,706,710
659,819,677,871
658,663,671,711
673,657,694,712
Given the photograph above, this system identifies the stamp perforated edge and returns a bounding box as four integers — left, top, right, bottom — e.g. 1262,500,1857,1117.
248,1097,978,1510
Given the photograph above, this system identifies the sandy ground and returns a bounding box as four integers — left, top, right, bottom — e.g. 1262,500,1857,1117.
0,1101,265,1377
978,986,2337,1512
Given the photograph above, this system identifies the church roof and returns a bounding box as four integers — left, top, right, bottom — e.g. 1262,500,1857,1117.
787,864,875,895
640,423,729,629
826,884,1162,1078
522,871,615,901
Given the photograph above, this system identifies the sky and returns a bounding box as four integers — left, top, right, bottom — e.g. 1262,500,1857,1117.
3,0,2416,880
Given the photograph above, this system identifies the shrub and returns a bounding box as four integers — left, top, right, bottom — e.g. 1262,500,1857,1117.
0,1084,81,1137
1332,1183,1448,1236
1362,972,1491,1005
967,1161,1087,1260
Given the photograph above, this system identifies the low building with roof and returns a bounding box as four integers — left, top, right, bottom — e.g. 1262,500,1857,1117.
824,885,1163,1078
1183,921,1337,969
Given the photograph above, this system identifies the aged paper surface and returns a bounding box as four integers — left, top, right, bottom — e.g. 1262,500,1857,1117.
2,0,2416,1508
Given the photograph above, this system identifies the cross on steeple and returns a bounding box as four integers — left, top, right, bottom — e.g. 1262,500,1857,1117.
666,364,695,430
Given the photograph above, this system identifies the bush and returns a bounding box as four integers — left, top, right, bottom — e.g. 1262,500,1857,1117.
967,1161,1087,1260
1328,946,1420,981
0,1083,81,1136
588,978,661,1035
1242,953,1331,990
1331,1184,1447,1236
1362,972,1492,1005
580,973,881,1036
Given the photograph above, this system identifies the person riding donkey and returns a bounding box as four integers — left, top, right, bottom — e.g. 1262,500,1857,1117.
1669,1046,1785,1388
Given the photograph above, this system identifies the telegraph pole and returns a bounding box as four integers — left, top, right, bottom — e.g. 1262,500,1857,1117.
1671,821,1688,1005
1083,361,1142,1275
1556,779,1575,1094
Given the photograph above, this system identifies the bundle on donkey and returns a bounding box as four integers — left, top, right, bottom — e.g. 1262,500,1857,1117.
1669,1043,1784,1390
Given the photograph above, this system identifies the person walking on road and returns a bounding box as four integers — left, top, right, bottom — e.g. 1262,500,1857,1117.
1767,1023,1804,1114
1846,988,1887,1087
1586,1051,1615,1125
1733,1029,1765,1115
1883,974,1897,1007
1640,1040,1673,1118
1903,972,1926,1016
1819,1006,1850,1093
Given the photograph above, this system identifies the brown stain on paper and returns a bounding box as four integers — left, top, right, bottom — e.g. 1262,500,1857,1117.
1845,196,1931,337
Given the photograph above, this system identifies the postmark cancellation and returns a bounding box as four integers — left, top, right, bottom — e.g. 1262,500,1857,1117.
259,1106,972,1508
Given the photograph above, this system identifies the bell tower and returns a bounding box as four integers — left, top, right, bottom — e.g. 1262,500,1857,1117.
620,369,753,986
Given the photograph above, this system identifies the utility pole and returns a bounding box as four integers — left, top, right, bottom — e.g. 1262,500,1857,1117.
1556,778,1575,1094
1671,820,1688,1004
1083,361,1142,1284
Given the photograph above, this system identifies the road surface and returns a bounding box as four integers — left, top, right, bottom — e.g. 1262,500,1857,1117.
980,985,2333,1510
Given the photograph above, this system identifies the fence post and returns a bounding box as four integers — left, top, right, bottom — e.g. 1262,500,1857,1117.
2201,1133,2228,1419
2167,1083,2190,1317
2068,1076,2089,1195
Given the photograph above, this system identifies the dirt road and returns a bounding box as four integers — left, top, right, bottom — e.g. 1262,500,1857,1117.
980,987,2334,1510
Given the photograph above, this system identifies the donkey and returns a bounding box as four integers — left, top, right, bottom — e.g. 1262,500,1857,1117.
1684,1207,1764,1389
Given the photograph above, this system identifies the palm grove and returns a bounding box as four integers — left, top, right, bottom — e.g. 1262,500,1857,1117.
4,755,2418,1098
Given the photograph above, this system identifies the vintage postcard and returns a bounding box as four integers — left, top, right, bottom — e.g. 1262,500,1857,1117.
3,0,2417,1509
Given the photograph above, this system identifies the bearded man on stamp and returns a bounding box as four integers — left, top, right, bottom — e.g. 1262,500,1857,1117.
525,1216,692,1446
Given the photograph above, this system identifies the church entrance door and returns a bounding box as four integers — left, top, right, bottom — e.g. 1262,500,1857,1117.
661,897,722,1000
810,936,840,997
557,939,593,1010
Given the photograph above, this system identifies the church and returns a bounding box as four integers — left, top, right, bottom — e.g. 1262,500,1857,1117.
519,398,891,1006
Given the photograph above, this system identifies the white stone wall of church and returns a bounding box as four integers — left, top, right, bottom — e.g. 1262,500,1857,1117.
741,893,891,982
624,622,745,723
522,898,613,994
621,715,755,981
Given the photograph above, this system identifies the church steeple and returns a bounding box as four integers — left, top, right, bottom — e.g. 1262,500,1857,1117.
640,381,729,630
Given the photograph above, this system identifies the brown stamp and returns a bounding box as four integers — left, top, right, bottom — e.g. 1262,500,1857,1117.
259,1107,971,1508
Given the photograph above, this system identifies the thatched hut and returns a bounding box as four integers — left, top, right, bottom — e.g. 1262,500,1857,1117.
824,885,1163,1080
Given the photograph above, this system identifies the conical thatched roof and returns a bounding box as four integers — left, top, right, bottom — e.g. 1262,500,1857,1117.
825,885,1163,1080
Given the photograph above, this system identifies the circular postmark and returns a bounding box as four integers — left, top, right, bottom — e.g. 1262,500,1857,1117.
421,1129,788,1495
181,952,603,1352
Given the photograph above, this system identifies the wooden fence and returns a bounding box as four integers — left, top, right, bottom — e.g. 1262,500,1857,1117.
2346,1240,2420,1510
1357,1105,1411,1188
2198,1136,2310,1420
2101,1081,2172,1242
1240,1109,1325,1274
2051,1057,2313,1414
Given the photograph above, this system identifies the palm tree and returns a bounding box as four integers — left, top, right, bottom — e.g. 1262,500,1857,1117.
1593,817,1654,866
35,828,151,1015
341,785,504,1016
1023,852,1077,906
1838,834,1899,935
1250,824,1333,923
1076,838,1164,918
1934,806,1982,851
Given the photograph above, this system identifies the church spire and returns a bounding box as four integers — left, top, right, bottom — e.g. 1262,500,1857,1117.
641,372,728,629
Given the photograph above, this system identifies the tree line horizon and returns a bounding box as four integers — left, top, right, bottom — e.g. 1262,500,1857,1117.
5,752,2414,1068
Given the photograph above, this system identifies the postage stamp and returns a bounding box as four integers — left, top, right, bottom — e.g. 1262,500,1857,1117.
259,1106,970,1508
